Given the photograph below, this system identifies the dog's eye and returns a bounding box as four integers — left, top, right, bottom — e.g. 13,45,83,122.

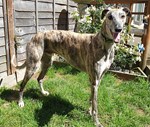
121,15,125,19
108,15,113,20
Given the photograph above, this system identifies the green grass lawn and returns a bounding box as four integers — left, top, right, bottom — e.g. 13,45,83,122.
0,64,150,127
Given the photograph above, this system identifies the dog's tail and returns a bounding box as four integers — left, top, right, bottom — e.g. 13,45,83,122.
11,54,26,69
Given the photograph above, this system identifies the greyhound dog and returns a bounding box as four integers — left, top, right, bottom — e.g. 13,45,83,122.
12,7,131,127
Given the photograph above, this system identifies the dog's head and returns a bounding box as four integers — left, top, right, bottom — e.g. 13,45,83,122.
101,7,131,43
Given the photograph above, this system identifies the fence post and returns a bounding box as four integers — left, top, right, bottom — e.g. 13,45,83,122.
141,1,150,70
53,0,55,29
3,0,11,75
35,0,39,33
6,0,16,74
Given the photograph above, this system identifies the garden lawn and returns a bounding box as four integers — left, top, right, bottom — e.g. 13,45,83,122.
0,64,150,127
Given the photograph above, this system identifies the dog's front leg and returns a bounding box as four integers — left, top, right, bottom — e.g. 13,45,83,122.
90,79,103,127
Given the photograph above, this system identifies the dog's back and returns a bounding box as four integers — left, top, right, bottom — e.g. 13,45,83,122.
43,30,94,71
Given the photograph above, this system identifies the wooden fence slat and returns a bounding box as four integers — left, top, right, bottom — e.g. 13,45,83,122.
0,46,6,56
38,18,53,25
55,0,67,4
15,11,35,19
0,37,5,46
38,2,53,11
0,18,4,27
0,56,6,64
38,12,53,18
2,0,10,75
38,0,53,3
15,26,36,36
0,28,4,36
0,7,3,17
0,63,7,72
38,25,53,31
15,1,35,11
15,18,35,27
55,4,67,12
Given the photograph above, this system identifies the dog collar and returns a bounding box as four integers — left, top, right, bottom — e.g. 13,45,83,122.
101,33,114,43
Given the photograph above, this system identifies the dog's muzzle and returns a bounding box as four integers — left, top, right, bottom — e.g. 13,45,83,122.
111,30,121,43
115,29,122,33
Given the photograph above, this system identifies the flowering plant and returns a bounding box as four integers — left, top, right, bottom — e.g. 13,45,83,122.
112,43,144,70
72,5,144,70
72,5,106,33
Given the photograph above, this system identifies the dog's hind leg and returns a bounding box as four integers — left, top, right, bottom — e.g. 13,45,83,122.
37,53,52,96
19,64,38,107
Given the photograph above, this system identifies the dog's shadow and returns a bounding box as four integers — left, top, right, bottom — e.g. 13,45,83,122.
35,95,74,127
0,89,75,127
0,88,42,102
0,89,19,102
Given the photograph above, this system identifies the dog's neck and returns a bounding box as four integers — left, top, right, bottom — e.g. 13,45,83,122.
101,32,114,43
100,21,114,43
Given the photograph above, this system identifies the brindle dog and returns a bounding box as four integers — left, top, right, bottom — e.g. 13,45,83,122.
12,7,131,127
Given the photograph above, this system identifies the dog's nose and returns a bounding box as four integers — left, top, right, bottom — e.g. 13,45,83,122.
115,29,122,33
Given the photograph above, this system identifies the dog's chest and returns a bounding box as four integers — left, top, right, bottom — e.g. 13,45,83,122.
96,45,115,73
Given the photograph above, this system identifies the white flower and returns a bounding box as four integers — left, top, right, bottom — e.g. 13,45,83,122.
74,11,79,17
136,56,141,61
90,5,96,11
79,15,92,24
71,11,79,20
85,7,90,15
79,17,86,23
87,20,92,24
86,17,92,23
129,48,133,54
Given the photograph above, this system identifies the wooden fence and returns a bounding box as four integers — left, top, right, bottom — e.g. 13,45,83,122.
0,0,77,78
0,0,8,77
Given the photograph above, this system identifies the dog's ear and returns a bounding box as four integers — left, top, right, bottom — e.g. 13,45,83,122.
123,7,131,17
101,9,110,19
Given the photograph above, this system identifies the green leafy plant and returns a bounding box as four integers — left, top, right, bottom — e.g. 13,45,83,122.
112,43,142,70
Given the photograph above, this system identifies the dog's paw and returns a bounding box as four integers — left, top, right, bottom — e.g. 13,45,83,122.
97,124,104,127
95,120,104,127
88,107,92,116
95,122,104,127
18,100,24,108
42,90,49,96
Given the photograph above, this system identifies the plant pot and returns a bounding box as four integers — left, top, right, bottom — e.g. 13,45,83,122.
109,67,147,80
